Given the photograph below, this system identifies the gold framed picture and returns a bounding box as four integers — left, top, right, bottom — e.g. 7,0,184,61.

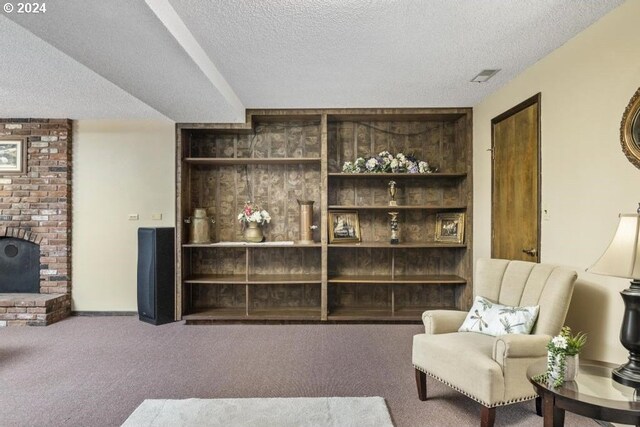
0,137,27,174
328,211,361,243
435,213,465,244
620,86,640,170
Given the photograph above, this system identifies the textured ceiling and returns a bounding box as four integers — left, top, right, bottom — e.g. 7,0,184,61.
0,16,167,120
1,0,624,122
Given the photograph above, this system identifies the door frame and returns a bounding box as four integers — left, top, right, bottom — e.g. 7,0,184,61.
490,93,542,261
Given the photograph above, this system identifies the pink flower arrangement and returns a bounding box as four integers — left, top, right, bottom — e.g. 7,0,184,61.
237,202,271,225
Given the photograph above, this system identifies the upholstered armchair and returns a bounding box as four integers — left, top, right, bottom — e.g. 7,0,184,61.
412,258,577,427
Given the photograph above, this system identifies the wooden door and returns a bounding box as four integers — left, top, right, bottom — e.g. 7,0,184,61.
491,94,541,262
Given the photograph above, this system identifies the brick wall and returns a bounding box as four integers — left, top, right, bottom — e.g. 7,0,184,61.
0,119,72,325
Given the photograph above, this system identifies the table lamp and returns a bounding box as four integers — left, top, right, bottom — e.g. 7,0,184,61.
589,205,640,389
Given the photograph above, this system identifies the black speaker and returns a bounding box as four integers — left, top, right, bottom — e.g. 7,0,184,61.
137,227,175,325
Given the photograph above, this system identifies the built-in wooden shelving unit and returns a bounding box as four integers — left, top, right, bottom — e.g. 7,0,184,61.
176,108,472,323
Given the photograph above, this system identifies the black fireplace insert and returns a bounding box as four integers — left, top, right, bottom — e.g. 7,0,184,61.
0,237,40,293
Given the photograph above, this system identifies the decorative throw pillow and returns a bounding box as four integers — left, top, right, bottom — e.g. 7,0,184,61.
458,296,539,336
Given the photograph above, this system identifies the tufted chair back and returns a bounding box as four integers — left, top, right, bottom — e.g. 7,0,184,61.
474,258,578,337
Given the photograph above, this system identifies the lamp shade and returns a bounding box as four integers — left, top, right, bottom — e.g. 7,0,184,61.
589,214,640,280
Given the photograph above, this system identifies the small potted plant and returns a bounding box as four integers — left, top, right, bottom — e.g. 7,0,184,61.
546,326,587,387
238,202,271,243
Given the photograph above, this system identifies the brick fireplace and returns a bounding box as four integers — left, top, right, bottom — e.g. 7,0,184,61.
0,119,72,326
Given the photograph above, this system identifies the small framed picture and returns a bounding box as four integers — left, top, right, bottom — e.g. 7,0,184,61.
435,213,465,244
328,211,361,243
0,138,27,174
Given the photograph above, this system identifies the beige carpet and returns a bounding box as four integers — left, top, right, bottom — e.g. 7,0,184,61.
1,317,598,427
121,397,394,427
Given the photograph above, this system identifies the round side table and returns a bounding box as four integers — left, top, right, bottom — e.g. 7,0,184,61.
528,359,640,427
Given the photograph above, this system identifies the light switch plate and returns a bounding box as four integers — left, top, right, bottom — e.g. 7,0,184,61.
151,213,162,220
128,214,139,221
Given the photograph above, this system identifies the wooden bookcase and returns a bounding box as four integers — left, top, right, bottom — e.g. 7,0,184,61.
176,108,472,323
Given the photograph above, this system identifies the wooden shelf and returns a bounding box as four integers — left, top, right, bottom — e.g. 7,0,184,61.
184,307,321,321
185,273,322,285
183,242,322,248
248,274,321,284
184,308,246,320
326,112,466,122
326,308,413,321
328,172,466,179
185,274,246,284
328,274,466,284
327,307,455,321
184,157,321,165
328,242,466,248
328,205,466,211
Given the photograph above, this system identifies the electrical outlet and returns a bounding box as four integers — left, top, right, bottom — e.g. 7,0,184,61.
128,214,139,221
151,213,162,220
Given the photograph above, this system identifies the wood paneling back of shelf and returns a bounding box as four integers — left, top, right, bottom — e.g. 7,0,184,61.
177,109,472,322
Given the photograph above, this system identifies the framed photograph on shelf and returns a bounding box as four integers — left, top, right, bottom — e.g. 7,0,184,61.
435,212,465,244
328,211,361,243
0,137,27,174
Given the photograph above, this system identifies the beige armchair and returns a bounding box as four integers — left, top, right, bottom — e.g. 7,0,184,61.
412,258,577,427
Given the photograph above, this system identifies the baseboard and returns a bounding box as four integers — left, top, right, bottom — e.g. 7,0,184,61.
72,311,137,316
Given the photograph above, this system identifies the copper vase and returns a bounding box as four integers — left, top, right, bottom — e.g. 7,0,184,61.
297,200,314,244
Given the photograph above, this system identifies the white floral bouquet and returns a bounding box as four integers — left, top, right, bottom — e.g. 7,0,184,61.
238,202,271,225
342,151,432,174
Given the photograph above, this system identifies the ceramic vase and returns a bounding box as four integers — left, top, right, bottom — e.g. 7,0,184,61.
548,352,579,384
243,222,264,243
565,354,579,381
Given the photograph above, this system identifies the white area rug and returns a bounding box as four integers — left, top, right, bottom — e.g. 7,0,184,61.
122,397,394,427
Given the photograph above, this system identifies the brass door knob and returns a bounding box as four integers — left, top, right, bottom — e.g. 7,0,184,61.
522,248,538,256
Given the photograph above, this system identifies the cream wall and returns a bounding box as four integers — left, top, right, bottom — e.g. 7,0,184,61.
68,1,639,354
72,120,175,311
473,0,640,363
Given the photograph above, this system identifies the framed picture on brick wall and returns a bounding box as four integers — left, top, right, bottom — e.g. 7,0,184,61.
0,137,27,174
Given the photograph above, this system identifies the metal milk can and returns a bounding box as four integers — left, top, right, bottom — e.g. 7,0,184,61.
185,208,215,244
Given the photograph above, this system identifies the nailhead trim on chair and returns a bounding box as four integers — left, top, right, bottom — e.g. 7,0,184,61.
413,365,538,408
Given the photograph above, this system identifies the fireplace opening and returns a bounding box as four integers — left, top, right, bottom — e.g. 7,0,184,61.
0,237,40,293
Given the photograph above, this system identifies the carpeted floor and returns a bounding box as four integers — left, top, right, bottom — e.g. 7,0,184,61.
0,316,597,427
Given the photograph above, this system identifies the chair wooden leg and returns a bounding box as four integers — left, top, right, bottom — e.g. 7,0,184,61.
480,406,496,427
535,396,542,417
415,368,427,401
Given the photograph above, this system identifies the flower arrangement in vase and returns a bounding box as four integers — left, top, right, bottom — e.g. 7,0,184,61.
544,326,587,387
238,202,271,225
342,151,433,174
238,202,271,243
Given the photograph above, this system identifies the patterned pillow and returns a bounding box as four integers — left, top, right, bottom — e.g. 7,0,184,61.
458,296,539,336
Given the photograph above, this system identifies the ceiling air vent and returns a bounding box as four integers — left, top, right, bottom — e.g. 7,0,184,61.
470,69,500,83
